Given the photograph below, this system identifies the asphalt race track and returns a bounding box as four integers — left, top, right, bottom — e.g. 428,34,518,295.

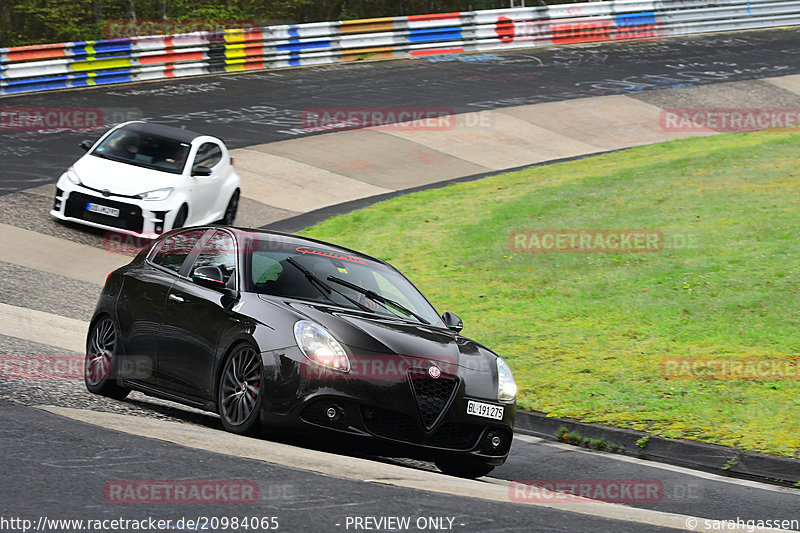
2,28,800,532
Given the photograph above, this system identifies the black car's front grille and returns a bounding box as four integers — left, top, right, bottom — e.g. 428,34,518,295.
426,423,485,450
408,370,458,429
64,191,144,233
361,406,417,442
360,405,484,451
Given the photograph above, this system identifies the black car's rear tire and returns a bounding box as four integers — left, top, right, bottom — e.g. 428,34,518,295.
218,344,263,435
434,457,495,479
85,316,131,400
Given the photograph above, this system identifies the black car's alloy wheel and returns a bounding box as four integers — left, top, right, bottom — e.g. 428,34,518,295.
85,317,130,399
219,345,262,435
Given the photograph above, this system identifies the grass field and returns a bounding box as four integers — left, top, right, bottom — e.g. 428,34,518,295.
300,129,800,457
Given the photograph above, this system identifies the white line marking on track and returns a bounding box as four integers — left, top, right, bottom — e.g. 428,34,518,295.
513,434,800,496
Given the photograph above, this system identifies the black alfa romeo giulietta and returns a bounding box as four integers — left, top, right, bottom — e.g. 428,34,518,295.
85,227,517,478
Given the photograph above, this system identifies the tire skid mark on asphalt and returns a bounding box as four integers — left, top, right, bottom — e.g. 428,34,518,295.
36,406,796,533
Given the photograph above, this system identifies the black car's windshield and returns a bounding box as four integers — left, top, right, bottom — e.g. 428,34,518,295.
91,128,190,174
246,237,444,327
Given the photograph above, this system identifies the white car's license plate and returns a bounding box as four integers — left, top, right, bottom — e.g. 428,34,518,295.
466,400,504,420
87,202,120,217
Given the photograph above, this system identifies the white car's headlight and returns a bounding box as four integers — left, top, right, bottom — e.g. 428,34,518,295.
66,167,82,185
497,357,517,402
293,320,350,372
139,187,173,201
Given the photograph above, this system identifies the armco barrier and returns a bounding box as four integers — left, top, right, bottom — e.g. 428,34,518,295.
1,0,799,96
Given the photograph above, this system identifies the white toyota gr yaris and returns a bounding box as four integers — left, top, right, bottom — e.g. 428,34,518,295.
51,121,241,236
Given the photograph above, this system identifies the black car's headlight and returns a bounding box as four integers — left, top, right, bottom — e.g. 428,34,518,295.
497,357,517,402
293,320,350,372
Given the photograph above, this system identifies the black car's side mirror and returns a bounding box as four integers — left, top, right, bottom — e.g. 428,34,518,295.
442,311,463,333
79,140,93,151
192,165,212,177
192,266,226,290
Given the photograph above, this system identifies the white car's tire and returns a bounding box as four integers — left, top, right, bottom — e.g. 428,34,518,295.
173,205,188,229
218,190,240,226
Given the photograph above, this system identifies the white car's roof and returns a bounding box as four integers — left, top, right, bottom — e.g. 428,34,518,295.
117,121,208,144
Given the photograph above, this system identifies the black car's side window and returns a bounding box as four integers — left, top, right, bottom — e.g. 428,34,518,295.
191,230,237,287
192,142,223,170
149,229,206,274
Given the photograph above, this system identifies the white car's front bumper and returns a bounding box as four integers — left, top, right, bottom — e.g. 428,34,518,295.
51,184,181,237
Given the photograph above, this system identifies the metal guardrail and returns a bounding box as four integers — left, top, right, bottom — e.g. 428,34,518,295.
1,0,799,96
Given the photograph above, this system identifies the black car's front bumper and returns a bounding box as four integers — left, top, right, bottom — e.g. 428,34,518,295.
259,349,515,465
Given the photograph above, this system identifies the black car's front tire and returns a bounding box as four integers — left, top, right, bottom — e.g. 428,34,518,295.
85,316,131,400
218,344,263,436
434,456,495,479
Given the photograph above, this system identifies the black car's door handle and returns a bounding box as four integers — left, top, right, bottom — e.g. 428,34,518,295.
168,294,184,303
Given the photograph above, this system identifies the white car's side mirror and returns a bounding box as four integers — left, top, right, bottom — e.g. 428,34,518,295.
192,165,212,177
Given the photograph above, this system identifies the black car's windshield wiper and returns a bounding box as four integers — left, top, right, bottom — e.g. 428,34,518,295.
285,257,374,314
327,275,430,325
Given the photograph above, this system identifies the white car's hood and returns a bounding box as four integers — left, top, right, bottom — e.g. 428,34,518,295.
73,154,179,196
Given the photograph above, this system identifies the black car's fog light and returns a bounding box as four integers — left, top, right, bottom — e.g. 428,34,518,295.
326,404,346,421
481,429,511,455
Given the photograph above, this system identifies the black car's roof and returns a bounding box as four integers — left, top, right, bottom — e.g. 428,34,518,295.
169,226,388,267
235,227,388,265
119,121,205,143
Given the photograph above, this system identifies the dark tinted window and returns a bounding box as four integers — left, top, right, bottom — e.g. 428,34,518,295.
192,142,223,170
190,230,237,286
149,229,206,274
245,236,443,326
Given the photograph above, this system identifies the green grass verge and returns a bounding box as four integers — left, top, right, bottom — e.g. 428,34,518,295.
300,129,800,457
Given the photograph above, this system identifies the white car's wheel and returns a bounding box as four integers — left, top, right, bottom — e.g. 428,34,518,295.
218,190,240,226
173,205,188,229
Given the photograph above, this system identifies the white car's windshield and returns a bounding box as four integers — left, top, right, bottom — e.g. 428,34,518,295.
91,128,191,174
